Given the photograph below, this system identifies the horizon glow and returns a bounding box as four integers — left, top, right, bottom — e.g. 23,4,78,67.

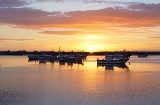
0,0,160,52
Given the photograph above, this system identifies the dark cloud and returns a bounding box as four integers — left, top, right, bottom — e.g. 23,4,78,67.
0,0,29,7
128,3,160,12
0,8,61,25
0,3,160,30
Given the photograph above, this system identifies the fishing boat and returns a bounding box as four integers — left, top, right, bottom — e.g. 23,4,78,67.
97,55,129,64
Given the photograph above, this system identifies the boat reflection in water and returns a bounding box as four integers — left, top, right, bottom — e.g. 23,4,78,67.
97,63,129,70
28,59,54,64
59,59,84,66
28,59,83,66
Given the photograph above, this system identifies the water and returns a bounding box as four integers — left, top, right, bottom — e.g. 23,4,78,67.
0,55,160,105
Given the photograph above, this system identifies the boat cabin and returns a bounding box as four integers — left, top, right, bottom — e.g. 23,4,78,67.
105,55,114,61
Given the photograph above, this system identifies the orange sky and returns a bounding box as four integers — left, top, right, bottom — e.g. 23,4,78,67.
0,0,160,52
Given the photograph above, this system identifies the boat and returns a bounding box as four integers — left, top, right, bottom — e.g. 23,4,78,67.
28,54,54,60
57,53,84,61
66,55,75,60
57,47,87,61
138,53,148,58
57,54,67,61
114,53,124,59
66,54,83,60
114,53,131,59
97,55,129,64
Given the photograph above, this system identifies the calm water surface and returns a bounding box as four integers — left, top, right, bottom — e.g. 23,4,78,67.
0,55,160,105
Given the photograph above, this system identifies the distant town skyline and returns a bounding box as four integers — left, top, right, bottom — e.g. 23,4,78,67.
0,0,160,52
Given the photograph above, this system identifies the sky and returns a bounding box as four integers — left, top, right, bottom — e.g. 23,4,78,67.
0,0,160,52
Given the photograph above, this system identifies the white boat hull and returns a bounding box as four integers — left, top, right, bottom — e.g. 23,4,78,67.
97,58,129,64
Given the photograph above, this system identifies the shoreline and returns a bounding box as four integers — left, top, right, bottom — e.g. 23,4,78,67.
1,51,160,56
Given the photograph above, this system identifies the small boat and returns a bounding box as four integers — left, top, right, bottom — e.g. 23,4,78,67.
28,54,54,60
66,54,83,60
114,53,131,59
58,53,84,61
57,54,67,61
138,54,148,58
66,54,75,60
97,55,129,64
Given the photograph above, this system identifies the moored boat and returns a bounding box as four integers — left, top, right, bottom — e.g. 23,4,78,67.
97,55,129,64
57,54,67,61
28,54,54,60
138,54,148,58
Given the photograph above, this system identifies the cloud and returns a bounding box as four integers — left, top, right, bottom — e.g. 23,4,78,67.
35,0,66,2
83,0,138,5
0,8,61,25
39,30,83,35
0,38,35,42
148,36,160,39
39,30,105,35
34,0,138,5
0,3,160,31
128,3,160,12
0,0,29,7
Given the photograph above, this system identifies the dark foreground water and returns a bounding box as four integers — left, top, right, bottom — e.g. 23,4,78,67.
0,55,160,105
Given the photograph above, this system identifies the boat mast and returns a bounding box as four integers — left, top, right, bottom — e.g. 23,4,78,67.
59,46,60,55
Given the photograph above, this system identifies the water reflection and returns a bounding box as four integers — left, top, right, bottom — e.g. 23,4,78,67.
1,56,160,105
60,60,83,66
97,63,129,70
28,59,54,64
28,59,83,66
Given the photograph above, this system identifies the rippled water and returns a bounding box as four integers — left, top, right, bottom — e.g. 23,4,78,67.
0,55,160,105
